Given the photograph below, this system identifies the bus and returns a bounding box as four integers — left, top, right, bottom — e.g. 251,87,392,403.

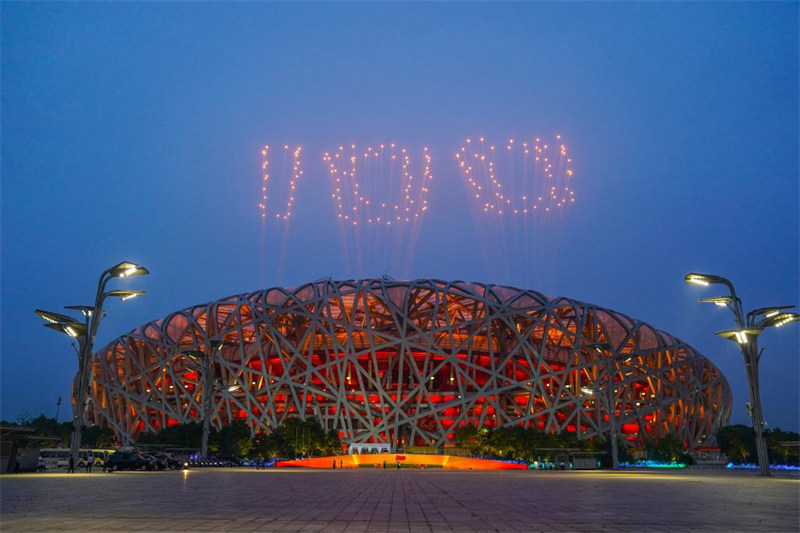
39,448,117,470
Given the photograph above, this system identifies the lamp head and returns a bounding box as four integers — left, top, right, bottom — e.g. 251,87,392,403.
106,289,147,301
110,261,149,278
35,309,80,324
685,273,732,287
762,313,800,329
64,305,96,318
43,321,88,339
748,305,795,324
698,296,733,307
716,328,762,345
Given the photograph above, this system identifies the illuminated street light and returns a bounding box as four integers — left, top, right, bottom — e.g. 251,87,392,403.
43,321,88,339
35,261,148,469
685,272,797,477
698,297,734,308
35,309,82,325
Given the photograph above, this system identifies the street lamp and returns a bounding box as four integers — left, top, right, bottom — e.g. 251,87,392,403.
583,342,631,470
180,340,237,459
35,261,148,468
685,272,798,477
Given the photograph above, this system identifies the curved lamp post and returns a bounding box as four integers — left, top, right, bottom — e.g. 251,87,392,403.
685,272,798,477
35,261,148,468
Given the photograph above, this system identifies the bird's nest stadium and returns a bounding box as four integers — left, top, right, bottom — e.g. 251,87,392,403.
87,278,731,450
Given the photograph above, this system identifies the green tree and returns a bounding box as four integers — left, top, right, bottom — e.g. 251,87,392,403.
453,424,481,455
646,433,685,462
218,422,253,457
2,414,72,447
766,427,800,466
716,425,756,463
135,422,206,450
82,426,115,447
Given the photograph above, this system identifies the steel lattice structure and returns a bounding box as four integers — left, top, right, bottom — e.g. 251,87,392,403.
87,279,731,449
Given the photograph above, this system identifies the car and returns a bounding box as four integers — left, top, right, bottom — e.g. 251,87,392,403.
142,453,167,470
106,452,156,471
153,453,182,470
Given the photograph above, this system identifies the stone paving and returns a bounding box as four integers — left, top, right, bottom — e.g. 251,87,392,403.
0,468,798,532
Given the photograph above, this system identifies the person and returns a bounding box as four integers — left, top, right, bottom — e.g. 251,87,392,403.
86,453,94,473
67,456,75,474
339,459,343,469
383,460,387,469
332,460,336,469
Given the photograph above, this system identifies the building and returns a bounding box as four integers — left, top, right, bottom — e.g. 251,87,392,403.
87,278,731,450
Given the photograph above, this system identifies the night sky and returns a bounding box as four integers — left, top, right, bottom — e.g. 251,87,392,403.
2,3,798,431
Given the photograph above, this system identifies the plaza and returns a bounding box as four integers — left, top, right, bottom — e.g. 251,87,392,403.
1,468,798,532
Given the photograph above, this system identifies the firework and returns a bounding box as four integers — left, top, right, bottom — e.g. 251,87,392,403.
455,135,574,216
259,144,304,221
323,143,431,227
323,143,433,276
456,134,577,284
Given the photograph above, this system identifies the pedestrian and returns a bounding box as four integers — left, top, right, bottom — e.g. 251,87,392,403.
86,453,94,473
332,460,336,469
67,456,75,474
383,460,386,469
339,459,343,469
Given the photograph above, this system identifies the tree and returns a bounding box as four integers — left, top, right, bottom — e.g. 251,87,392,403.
82,426,115,447
645,433,685,462
766,428,800,466
218,422,253,457
716,425,756,463
136,422,206,450
453,424,481,455
2,414,72,447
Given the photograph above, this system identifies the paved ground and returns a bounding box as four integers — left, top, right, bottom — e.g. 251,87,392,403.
1,468,798,532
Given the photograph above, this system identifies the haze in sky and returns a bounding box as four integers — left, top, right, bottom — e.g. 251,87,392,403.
2,2,798,431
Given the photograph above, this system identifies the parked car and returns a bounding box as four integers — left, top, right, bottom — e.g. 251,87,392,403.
106,452,155,471
142,453,167,470
153,453,182,470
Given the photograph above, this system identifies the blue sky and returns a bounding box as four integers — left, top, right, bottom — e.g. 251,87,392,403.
2,2,798,430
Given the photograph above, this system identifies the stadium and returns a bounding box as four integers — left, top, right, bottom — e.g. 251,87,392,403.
87,278,731,451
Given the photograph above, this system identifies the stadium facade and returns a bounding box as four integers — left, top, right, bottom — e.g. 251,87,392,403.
87,278,731,450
